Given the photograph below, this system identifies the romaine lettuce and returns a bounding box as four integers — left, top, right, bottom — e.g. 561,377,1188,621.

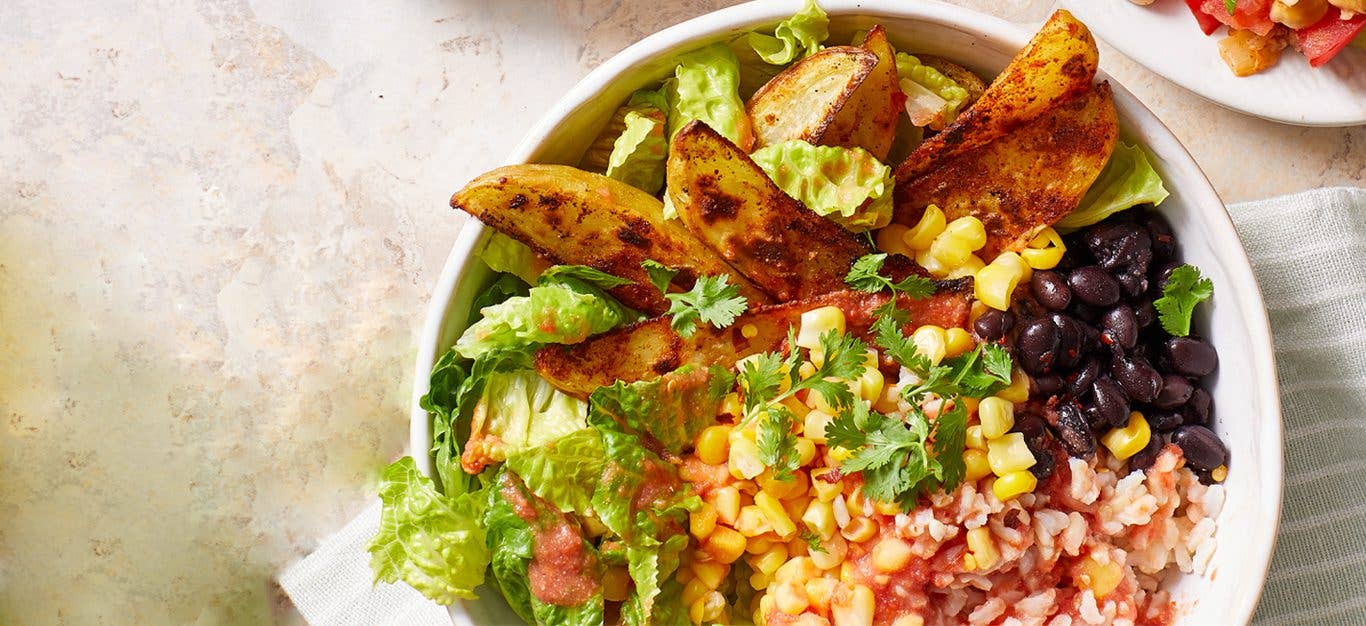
589,364,735,455
896,52,969,128
605,90,670,195
747,0,829,65
1056,143,1170,229
425,346,531,492
462,370,588,473
368,457,490,604
750,140,895,232
505,428,604,516
667,44,755,151
454,282,632,360
481,232,543,284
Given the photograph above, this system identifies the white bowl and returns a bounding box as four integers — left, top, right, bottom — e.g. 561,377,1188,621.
411,2,1284,624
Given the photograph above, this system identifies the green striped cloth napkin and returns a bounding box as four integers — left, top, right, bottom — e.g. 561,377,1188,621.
1238,187,1366,626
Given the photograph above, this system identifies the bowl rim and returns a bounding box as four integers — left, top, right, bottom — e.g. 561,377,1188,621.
410,1,1284,623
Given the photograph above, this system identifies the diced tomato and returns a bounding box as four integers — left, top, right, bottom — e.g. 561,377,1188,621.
1185,0,1223,35
1200,0,1277,36
1291,8,1366,67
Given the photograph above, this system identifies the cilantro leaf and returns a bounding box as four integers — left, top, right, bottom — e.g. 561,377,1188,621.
1154,264,1213,337
539,265,635,290
739,352,787,414
1223,0,1236,14
893,275,935,299
665,274,749,338
845,253,891,293
845,253,935,323
799,529,826,554
931,400,968,489
640,259,678,294
944,345,1014,399
756,409,799,480
872,315,929,373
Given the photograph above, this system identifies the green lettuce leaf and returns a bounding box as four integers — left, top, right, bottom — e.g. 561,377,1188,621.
590,364,735,455
505,428,604,516
470,273,531,325
368,457,490,604
455,282,633,360
896,53,969,128
1056,143,1170,229
463,370,588,471
750,140,895,232
425,347,531,493
667,44,753,150
482,232,543,284
747,0,829,65
621,535,689,626
605,90,671,195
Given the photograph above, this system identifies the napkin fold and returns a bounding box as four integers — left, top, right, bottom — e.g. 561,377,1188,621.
280,187,1366,626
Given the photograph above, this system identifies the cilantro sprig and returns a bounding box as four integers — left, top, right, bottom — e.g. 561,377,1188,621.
639,260,749,338
845,253,934,323
1154,264,1212,337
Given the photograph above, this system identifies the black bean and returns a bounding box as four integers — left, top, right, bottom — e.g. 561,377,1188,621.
1118,271,1149,300
1049,400,1096,458
1162,337,1218,377
1032,374,1066,396
1171,425,1227,471
1031,271,1072,311
1184,388,1213,426
1089,378,1130,428
1072,302,1103,324
1149,410,1185,432
1015,413,1050,440
1111,355,1165,403
1134,301,1157,329
974,309,1015,341
1150,260,1182,294
1017,318,1061,376
1051,314,1086,371
1145,211,1177,260
1128,436,1165,472
1085,221,1153,274
1153,375,1194,410
1067,358,1101,398
1069,266,1122,307
1100,305,1139,350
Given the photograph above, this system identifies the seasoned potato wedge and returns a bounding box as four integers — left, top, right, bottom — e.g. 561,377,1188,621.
666,121,886,302
817,26,904,160
917,55,987,109
896,10,1099,181
536,287,972,398
894,82,1118,259
451,164,771,315
747,46,878,150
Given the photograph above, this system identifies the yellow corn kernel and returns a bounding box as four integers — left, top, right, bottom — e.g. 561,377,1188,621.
1021,227,1066,270
802,499,837,540
691,501,719,540
858,366,885,402
758,470,806,501
797,306,846,351
839,561,857,583
804,411,833,444
749,570,771,590
752,543,789,576
772,580,811,615
805,577,837,613
891,616,926,626
968,300,989,325
682,576,709,605
712,485,741,526
787,536,809,557
987,432,1036,476
997,368,1030,403
962,553,978,571
876,223,915,257
904,205,946,250
746,535,777,555
720,392,742,418
704,526,746,564
809,534,848,570
1212,465,1228,482
741,323,759,339
692,560,729,589
944,215,987,251
928,232,974,268
871,538,913,572
811,472,843,502
736,505,773,537
827,446,853,465
690,590,725,624
1101,411,1152,461
1077,555,1124,598
873,498,901,516
945,253,986,280
783,494,812,523
756,492,798,538
963,449,993,482
844,485,865,515
796,438,818,467
1270,0,1329,29
695,425,732,465
773,556,819,585
975,253,1029,311
965,424,987,451
911,325,948,366
959,395,980,415
992,470,1038,501
978,396,1015,439
603,566,631,602
944,327,975,358
831,583,876,626
915,248,950,278
729,435,766,480
677,563,695,583
965,527,1000,571
840,517,878,543
758,595,775,625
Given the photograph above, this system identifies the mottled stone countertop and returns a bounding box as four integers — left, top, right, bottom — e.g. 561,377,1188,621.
0,0,1359,624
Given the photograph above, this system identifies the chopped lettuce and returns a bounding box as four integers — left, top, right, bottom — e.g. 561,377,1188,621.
463,370,588,472
425,346,531,492
1056,143,1170,230
666,44,754,150
747,0,829,65
368,457,490,604
605,90,670,195
590,364,735,455
505,428,604,516
454,281,633,360
896,52,969,128
751,140,895,232
481,232,543,284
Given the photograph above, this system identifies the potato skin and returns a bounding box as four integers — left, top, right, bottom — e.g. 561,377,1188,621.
535,286,973,398
666,121,887,302
747,46,877,150
451,164,771,315
817,26,905,160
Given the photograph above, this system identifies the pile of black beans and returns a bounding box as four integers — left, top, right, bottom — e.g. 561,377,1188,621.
973,209,1229,483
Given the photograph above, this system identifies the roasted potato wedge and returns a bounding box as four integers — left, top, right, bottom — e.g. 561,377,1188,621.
536,287,973,398
817,26,904,160
667,121,892,302
917,55,987,110
451,164,771,315
894,82,1118,259
896,10,1099,181
747,46,878,150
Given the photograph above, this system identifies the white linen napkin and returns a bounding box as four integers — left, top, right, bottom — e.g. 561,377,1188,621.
280,187,1366,626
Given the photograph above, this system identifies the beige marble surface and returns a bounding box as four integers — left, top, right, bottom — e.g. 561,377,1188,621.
0,0,1359,624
